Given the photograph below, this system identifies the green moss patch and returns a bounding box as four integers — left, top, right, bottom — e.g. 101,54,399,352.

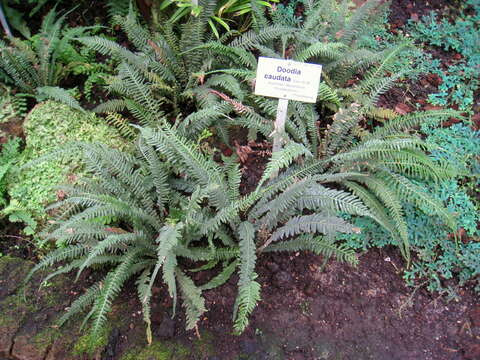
5,101,127,236
121,341,191,360
72,325,111,357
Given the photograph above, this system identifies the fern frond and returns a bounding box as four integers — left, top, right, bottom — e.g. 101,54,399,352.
270,213,355,242
58,282,102,327
230,25,296,49
89,249,147,348
294,42,346,62
296,184,372,217
200,260,238,291
368,110,464,139
259,142,312,185
176,268,206,330
233,278,260,333
265,234,358,264
36,86,84,112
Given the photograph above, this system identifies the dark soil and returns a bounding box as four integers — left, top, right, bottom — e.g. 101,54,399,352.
86,248,479,359
0,222,36,259
189,248,479,360
388,0,463,29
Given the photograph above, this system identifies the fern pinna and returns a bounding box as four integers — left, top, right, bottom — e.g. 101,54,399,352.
24,122,367,346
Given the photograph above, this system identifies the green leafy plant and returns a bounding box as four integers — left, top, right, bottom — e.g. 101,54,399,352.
155,0,279,37
182,0,416,144
0,137,21,207
340,122,480,294
24,89,462,343
408,3,480,112
5,101,126,237
0,0,59,38
78,2,241,128
0,84,27,123
0,8,92,110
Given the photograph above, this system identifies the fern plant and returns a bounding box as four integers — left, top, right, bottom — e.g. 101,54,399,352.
178,0,414,145
0,8,90,110
0,137,21,207
200,45,463,264
198,0,396,90
78,1,240,128
24,121,372,346
222,70,463,263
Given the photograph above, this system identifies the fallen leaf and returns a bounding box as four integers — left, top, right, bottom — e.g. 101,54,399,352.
423,105,443,111
395,103,412,115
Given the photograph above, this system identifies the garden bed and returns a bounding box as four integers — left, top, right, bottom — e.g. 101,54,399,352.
0,0,479,359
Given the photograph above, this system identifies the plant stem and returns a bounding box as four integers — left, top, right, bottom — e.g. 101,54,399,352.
0,3,12,38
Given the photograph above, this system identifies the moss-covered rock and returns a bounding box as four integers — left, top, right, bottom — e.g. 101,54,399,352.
0,294,31,355
121,341,191,360
5,101,127,236
11,326,57,360
0,255,33,297
72,325,111,358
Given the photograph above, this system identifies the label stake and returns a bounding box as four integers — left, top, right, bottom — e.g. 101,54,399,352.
272,98,289,154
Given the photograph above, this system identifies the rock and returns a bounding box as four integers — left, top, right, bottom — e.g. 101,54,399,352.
272,271,294,289
0,256,33,298
0,316,18,356
0,296,28,356
155,316,176,339
11,332,52,360
45,335,74,360
266,262,280,272
241,338,261,355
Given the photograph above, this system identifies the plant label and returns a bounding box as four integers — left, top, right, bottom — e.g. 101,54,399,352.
254,57,322,103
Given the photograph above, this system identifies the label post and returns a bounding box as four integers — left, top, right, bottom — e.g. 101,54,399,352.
272,98,289,154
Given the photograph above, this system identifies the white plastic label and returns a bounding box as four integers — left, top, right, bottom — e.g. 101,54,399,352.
254,57,322,103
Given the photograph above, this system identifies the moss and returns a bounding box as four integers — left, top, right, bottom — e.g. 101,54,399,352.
30,327,58,354
192,331,215,357
121,342,173,360
72,325,110,357
0,292,36,314
0,294,32,335
38,275,69,308
5,101,127,235
0,255,30,275
0,312,18,328
121,341,192,360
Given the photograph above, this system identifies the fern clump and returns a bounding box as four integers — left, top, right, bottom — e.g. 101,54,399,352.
25,122,371,346
79,1,238,127
0,9,94,110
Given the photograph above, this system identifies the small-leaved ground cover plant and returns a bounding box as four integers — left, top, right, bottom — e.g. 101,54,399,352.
5,101,126,238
